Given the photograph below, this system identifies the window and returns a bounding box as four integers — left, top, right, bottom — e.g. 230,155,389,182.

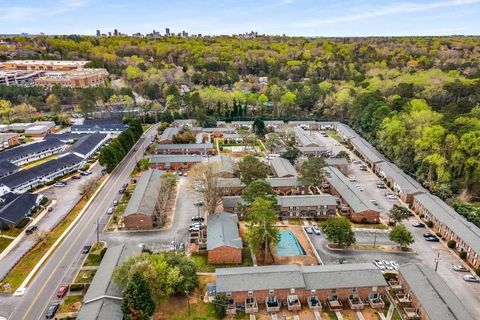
352,287,357,293
311,290,316,294
226,292,232,298
372,286,378,292
290,288,295,294
248,290,253,296
330,289,336,294
268,289,274,295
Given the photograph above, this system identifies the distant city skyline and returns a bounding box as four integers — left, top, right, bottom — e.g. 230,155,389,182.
0,0,480,36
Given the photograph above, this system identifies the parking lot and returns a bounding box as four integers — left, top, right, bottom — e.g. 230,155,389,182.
309,130,480,317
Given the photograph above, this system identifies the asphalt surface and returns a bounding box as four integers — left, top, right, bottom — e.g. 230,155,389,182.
309,131,480,317
3,125,158,320
0,164,102,281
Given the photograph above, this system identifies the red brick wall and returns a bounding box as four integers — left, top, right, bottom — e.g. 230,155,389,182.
350,210,380,223
150,161,199,172
208,246,242,264
123,213,153,230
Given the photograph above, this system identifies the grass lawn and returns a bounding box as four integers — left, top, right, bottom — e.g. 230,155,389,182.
74,270,96,284
156,298,218,320
59,294,83,313
287,218,302,225
0,196,89,293
0,237,13,253
191,248,253,273
3,228,23,238
83,242,106,267
326,130,344,144
21,154,58,170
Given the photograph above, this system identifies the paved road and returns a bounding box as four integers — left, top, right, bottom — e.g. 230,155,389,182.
3,125,158,320
0,164,101,281
309,130,480,317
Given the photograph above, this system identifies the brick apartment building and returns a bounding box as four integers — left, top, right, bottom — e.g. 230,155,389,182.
150,155,202,172
207,213,243,264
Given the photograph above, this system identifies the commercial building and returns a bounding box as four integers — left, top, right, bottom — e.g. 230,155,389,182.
0,153,84,195
123,169,164,230
396,264,474,320
156,143,215,155
0,133,20,150
68,133,108,159
0,138,66,166
270,157,297,178
207,213,243,264
412,193,480,269
71,119,127,134
34,68,108,88
77,244,142,320
0,192,42,229
215,263,387,314
323,167,380,223
0,60,89,71
150,154,202,171
0,70,43,86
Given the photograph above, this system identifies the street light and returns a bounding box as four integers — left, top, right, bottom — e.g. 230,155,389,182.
435,252,440,272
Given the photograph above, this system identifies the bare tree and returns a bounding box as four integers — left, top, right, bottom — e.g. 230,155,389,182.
79,174,101,199
189,162,223,214
32,230,49,244
154,174,176,226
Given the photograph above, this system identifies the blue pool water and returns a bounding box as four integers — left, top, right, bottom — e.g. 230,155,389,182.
277,230,306,256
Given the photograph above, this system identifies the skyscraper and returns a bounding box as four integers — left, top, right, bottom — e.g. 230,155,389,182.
165,28,170,36
114,29,118,36
96,30,100,37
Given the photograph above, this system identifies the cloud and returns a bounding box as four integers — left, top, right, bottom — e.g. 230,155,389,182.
293,0,480,28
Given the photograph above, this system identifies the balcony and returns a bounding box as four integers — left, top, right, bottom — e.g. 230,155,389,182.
265,296,281,313
368,293,385,309
287,294,301,311
403,307,421,319
245,297,258,314
307,296,322,311
348,294,364,310
327,296,343,311
388,279,402,291
226,299,236,315
395,293,412,306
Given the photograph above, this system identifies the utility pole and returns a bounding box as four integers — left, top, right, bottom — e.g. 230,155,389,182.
373,230,377,248
96,218,99,243
435,253,440,272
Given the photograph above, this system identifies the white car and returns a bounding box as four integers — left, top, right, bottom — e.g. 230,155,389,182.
347,175,356,182
387,194,397,200
463,275,480,282
390,261,399,271
355,185,364,192
312,226,322,235
373,260,386,270
352,160,362,164
304,227,313,234
383,261,394,271
107,207,114,215
54,182,66,187
453,265,469,272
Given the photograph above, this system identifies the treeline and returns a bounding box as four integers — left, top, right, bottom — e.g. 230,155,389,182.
99,119,143,172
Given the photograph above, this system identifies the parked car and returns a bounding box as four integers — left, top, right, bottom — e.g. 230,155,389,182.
463,275,480,283
107,207,114,215
347,175,356,182
25,225,38,235
390,261,399,271
45,302,60,319
312,226,322,235
56,285,69,298
191,216,205,222
423,232,434,238
383,261,395,271
352,160,362,164
386,194,397,200
82,245,92,254
425,236,440,242
194,200,204,206
183,172,188,177
304,227,313,234
355,185,364,192
54,182,66,187
113,200,119,206
453,265,469,272
376,181,387,189
71,175,81,180
370,199,378,206
79,170,91,176
373,259,386,270
412,222,425,228
359,165,368,171
188,225,200,232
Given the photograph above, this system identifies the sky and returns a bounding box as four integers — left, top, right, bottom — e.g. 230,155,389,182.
0,0,479,36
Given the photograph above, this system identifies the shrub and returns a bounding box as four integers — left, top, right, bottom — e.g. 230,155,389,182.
435,232,442,238
70,283,85,291
475,268,480,277
99,247,107,259
459,251,467,260
447,240,456,249
426,221,434,228
16,218,30,229
360,218,368,224
383,272,397,280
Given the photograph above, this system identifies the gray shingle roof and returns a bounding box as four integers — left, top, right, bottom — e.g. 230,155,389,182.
414,193,480,255
150,154,203,164
277,195,337,208
207,212,243,250
325,157,349,166
69,133,107,158
270,157,297,178
323,166,379,213
123,169,163,217
294,127,319,147
399,264,474,320
335,123,358,140
156,143,213,150
77,244,142,320
222,196,245,209
159,127,180,142
210,155,235,175
350,136,385,164
217,178,245,189
377,162,425,195
216,263,386,293
265,177,304,188
0,161,18,179
0,138,65,163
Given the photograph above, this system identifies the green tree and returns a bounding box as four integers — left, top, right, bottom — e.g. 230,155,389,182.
389,224,415,249
238,155,270,185
242,179,277,204
122,272,156,320
321,217,356,247
46,94,62,115
245,198,280,260
388,204,411,225
281,146,300,164
300,157,327,187
213,294,228,318
0,99,13,123
265,133,280,155
252,117,266,136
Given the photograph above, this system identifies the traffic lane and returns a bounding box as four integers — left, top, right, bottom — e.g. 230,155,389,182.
103,177,199,248
9,133,153,320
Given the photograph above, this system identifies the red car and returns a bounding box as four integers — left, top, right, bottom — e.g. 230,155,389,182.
56,285,69,298
71,175,81,180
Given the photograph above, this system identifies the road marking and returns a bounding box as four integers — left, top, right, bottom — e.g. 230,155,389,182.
20,133,153,319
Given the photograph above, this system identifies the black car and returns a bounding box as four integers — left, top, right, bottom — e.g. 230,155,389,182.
82,245,92,254
423,232,434,238
45,302,60,319
425,236,440,242
25,225,38,235
191,216,205,222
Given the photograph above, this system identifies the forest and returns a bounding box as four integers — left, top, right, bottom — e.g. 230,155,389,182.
0,35,479,203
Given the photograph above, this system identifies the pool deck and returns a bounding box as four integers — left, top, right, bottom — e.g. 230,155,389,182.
272,226,318,266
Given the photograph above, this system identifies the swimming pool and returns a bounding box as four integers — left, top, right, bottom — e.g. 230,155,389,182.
276,230,306,256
